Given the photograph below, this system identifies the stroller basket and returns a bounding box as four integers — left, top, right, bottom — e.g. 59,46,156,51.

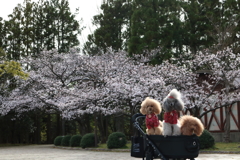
131,113,199,160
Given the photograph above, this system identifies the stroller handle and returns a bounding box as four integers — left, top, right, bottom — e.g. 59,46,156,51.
132,113,146,135
131,113,167,160
131,113,145,123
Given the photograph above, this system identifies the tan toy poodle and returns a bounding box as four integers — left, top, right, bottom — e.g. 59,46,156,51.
140,97,163,135
179,115,204,136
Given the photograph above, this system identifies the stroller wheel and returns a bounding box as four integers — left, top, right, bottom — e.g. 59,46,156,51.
145,151,153,160
145,148,153,160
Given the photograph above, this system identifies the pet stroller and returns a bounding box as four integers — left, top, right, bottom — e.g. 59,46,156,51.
131,113,200,160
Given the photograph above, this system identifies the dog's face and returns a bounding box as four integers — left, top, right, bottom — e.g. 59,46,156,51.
163,98,184,112
140,98,162,115
146,105,154,114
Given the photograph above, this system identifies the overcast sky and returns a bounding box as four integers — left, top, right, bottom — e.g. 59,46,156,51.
0,0,103,47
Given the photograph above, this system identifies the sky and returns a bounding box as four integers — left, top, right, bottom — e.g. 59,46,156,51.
0,0,103,48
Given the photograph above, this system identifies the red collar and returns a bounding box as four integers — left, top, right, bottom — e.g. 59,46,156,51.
147,113,155,118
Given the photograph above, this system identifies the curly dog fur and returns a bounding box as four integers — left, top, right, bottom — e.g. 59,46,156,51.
179,115,204,136
162,89,184,136
140,97,163,135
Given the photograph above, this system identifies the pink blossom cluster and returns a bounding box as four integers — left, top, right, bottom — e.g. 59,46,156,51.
1,47,239,119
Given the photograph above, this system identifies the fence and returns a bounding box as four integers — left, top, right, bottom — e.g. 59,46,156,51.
200,102,240,142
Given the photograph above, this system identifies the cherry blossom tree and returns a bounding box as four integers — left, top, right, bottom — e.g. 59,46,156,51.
1,48,168,142
1,46,239,143
183,47,240,142
157,47,240,142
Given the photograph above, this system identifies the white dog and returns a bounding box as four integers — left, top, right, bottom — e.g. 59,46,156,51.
162,89,184,136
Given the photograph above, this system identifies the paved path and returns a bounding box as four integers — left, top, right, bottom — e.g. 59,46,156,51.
0,145,239,160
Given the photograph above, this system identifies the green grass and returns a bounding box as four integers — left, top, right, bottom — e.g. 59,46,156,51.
0,143,29,147
203,142,240,152
96,142,131,149
1,142,239,152
96,142,240,152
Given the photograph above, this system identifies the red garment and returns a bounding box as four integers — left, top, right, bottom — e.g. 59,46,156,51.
164,110,178,124
146,113,160,129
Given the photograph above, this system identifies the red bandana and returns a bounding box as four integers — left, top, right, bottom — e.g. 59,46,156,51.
145,113,160,129
164,110,178,124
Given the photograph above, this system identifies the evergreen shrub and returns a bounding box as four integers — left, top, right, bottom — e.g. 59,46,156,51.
70,135,82,147
80,133,95,148
54,136,64,146
199,129,215,149
107,132,127,149
61,135,72,146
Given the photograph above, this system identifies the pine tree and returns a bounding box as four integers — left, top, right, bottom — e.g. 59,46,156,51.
0,17,3,48
50,0,81,53
42,0,57,51
4,4,23,60
32,0,45,56
128,0,178,63
83,0,132,54
180,0,217,55
21,0,35,57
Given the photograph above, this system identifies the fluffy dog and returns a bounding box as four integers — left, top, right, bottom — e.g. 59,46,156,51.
140,97,163,135
179,115,204,136
162,89,184,136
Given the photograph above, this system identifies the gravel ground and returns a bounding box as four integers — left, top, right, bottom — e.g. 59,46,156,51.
0,144,239,160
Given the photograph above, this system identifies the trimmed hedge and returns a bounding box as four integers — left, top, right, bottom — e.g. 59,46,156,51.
80,133,95,148
54,136,64,146
107,132,127,149
70,135,82,147
199,129,215,149
61,135,72,146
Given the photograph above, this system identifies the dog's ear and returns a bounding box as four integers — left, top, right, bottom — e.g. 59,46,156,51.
140,105,147,115
194,117,204,136
153,101,162,114
140,98,148,115
162,99,172,112
174,99,184,111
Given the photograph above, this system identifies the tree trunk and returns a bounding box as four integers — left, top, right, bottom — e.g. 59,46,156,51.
115,114,124,133
97,115,108,143
223,106,231,142
56,114,62,136
46,114,52,144
76,114,92,136
34,113,41,144
94,113,98,147
61,118,65,136
223,81,231,143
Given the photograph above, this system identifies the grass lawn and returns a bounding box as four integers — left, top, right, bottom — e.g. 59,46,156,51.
204,142,240,152
0,143,29,147
1,142,239,152
97,142,240,152
97,142,131,149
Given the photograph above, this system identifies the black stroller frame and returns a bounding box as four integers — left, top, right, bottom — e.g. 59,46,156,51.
131,113,200,160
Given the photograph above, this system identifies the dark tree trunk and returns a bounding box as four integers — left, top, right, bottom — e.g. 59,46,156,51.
61,118,65,136
94,113,98,147
115,114,124,133
46,114,52,144
34,113,41,144
76,114,92,136
223,106,231,142
97,115,108,143
56,114,62,136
